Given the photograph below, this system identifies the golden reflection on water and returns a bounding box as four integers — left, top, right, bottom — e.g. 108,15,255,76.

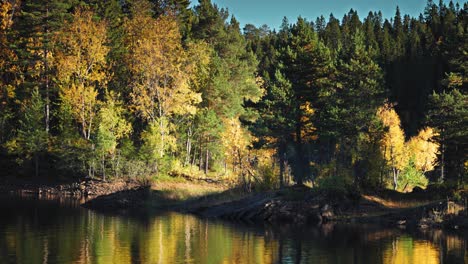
0,196,466,264
383,236,439,264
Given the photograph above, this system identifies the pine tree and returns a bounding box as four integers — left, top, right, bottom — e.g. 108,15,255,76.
5,88,47,177
13,0,74,133
251,69,295,187
323,13,341,54
318,30,384,185
281,17,335,184
426,16,467,185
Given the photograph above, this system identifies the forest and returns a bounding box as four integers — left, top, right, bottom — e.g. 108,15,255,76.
0,0,466,193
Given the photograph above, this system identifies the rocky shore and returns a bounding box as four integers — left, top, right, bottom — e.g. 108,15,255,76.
81,187,151,213
3,177,465,231
81,183,468,230
187,187,467,230
0,177,144,198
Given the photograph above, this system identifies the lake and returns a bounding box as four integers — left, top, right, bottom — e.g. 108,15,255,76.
0,194,466,263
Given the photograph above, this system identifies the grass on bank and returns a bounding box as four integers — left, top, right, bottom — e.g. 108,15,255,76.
143,173,248,211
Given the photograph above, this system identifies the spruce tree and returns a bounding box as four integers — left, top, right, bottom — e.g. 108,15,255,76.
317,31,384,185
6,88,47,177
13,0,74,133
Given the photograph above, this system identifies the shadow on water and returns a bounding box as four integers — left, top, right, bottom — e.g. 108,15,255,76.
0,194,466,264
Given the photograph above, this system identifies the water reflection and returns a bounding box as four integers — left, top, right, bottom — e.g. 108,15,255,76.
0,195,466,264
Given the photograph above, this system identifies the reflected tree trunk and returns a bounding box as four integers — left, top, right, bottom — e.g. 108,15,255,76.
294,239,302,264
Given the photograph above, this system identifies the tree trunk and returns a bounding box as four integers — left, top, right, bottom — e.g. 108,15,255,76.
115,151,120,178
295,117,304,185
393,167,398,190
224,159,227,175
204,149,209,175
44,6,50,134
440,142,445,183
102,155,106,181
159,118,165,158
185,133,192,167
191,148,196,167
199,143,203,171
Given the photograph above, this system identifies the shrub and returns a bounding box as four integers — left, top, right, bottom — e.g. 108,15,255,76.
398,158,428,192
254,164,278,191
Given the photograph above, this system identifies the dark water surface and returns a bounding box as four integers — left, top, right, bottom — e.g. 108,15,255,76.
0,194,466,264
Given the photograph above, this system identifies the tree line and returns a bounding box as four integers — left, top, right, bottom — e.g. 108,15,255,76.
0,0,466,191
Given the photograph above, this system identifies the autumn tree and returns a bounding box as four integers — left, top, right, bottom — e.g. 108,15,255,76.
125,1,201,167
378,105,440,190
54,8,109,141
407,127,439,174
95,92,132,180
377,104,407,189
0,0,18,144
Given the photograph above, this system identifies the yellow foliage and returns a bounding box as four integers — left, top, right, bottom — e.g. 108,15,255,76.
407,127,439,173
0,1,13,31
0,1,18,101
377,104,407,171
300,102,317,141
61,83,99,140
221,117,252,167
54,8,109,85
186,41,212,92
125,3,201,122
54,8,109,140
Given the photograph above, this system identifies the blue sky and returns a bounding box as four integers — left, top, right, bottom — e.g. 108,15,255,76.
189,0,464,30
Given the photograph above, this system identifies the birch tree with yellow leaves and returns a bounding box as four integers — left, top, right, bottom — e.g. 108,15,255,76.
54,8,109,141
125,1,201,163
377,104,407,190
378,104,440,190
407,127,439,174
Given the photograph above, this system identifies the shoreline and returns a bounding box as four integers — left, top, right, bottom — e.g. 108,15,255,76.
1,177,466,231
0,177,145,198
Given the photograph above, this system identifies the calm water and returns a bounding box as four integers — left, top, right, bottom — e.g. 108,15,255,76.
0,194,466,264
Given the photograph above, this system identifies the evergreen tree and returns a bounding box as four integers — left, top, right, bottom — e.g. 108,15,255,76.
323,13,341,53
5,88,47,177
281,17,335,184
13,0,74,133
251,69,295,187
317,31,384,185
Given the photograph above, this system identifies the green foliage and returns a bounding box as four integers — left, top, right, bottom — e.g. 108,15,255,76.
5,88,47,176
96,93,131,154
254,164,278,191
140,119,174,170
399,158,429,191
317,172,356,200
427,88,467,185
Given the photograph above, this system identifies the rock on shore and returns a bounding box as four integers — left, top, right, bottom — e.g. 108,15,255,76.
82,187,151,213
